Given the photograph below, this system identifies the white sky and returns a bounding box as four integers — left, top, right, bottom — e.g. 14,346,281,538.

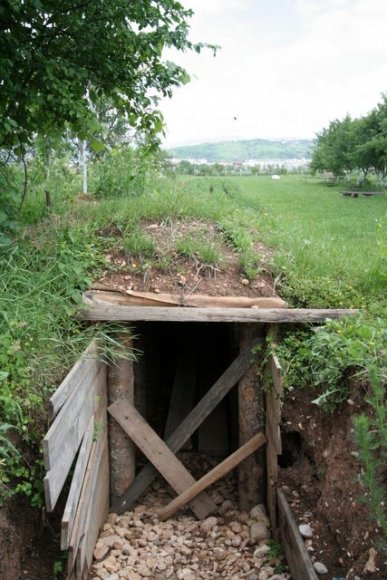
160,0,387,147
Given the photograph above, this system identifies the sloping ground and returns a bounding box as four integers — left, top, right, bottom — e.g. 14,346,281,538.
279,385,386,578
95,219,277,298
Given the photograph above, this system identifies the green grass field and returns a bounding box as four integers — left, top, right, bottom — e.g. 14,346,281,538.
227,175,386,308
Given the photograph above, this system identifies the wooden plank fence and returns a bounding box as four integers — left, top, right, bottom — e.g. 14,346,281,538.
43,340,109,580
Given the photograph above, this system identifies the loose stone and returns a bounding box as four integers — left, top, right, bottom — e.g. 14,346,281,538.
299,523,313,538
250,522,271,543
314,562,328,575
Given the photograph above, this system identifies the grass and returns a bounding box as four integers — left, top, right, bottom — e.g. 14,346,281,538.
1,162,386,511
226,174,386,307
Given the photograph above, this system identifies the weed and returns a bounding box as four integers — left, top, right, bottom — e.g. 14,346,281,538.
353,368,387,537
123,230,156,257
275,314,386,411
176,235,222,265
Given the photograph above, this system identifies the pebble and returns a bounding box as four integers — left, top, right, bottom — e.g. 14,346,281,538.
299,523,313,538
314,562,328,575
250,522,271,543
88,456,288,580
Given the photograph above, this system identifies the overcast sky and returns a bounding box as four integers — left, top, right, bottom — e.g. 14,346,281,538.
160,0,387,147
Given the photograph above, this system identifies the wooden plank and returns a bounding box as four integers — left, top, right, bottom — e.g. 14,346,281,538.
266,440,278,537
164,352,196,440
67,428,108,575
48,340,99,421
85,289,288,309
108,334,135,501
277,488,318,580
111,341,260,514
269,353,282,395
238,324,265,510
79,441,109,576
159,432,267,521
265,348,283,533
43,358,103,470
108,400,216,519
43,364,105,512
80,296,359,323
61,416,94,550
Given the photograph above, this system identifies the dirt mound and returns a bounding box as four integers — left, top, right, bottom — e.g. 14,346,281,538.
97,219,277,298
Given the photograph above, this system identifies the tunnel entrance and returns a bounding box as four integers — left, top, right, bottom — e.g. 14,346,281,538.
133,322,238,460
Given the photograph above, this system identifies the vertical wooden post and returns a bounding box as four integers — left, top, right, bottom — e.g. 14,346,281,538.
108,333,135,503
237,323,264,511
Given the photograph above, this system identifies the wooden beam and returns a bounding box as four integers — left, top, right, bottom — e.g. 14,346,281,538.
80,295,358,323
108,334,135,502
265,329,283,535
238,324,264,510
48,340,99,421
159,432,267,521
108,400,216,519
111,340,259,514
277,489,318,580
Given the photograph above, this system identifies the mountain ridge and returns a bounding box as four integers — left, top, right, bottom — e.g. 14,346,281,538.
168,138,314,163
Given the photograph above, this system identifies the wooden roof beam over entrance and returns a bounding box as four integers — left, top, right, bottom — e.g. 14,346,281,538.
80,291,358,323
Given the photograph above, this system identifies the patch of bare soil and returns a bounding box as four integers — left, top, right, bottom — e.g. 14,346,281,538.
279,386,386,579
0,498,63,580
97,219,277,298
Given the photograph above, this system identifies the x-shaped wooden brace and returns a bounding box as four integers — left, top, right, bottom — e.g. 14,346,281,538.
108,339,266,519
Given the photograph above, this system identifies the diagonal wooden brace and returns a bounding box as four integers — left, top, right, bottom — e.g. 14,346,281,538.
108,400,216,519
158,432,267,521
111,339,261,514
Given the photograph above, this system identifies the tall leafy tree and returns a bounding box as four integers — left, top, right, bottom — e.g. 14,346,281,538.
0,0,211,152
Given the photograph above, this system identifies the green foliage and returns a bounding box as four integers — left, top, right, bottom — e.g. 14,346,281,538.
0,161,19,244
276,314,386,411
0,223,131,505
0,0,213,152
311,95,387,179
90,147,162,199
353,368,387,537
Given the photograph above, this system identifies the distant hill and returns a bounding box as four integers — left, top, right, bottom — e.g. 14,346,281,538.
168,138,314,163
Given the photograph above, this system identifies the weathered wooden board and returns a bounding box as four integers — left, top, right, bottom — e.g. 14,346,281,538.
111,340,260,514
108,400,216,519
61,416,94,550
79,442,109,575
67,428,108,575
86,289,287,309
80,294,358,323
238,324,264,510
108,335,135,501
164,352,196,440
159,432,267,521
265,352,283,534
48,340,99,421
43,364,105,512
277,489,318,580
44,358,103,470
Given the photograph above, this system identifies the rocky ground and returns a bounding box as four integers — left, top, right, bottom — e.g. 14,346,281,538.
89,465,289,580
